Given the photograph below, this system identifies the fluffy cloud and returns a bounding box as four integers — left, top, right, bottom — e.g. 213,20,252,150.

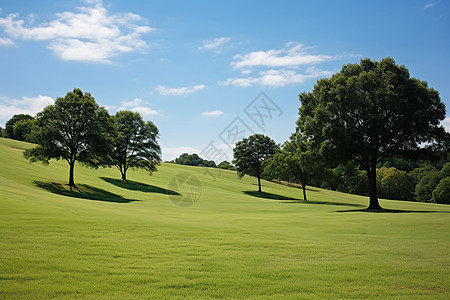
224,67,332,87
118,98,157,117
0,1,155,63
231,43,331,69
202,110,224,117
223,42,337,87
0,37,15,46
156,84,206,96
0,95,54,122
199,37,231,53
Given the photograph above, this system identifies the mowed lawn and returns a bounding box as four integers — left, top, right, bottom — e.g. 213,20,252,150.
0,137,449,299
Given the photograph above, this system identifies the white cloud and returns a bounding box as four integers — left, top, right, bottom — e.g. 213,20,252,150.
425,0,440,8
0,95,54,121
130,106,158,117
199,37,231,53
118,98,158,117
441,117,450,133
224,67,332,87
0,1,155,63
162,146,200,162
231,42,331,69
223,42,341,88
202,110,224,117
0,37,15,46
156,84,206,96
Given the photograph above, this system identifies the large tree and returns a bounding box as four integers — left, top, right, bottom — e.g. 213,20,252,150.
109,110,161,181
24,88,113,188
297,57,448,209
263,134,322,201
233,134,278,192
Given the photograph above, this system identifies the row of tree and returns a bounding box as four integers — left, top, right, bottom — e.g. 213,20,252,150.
232,58,449,208
171,153,235,170
10,88,162,189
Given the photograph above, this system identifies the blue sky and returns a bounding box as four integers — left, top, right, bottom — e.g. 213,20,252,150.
0,0,449,162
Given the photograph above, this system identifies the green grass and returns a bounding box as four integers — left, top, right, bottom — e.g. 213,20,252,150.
0,137,449,299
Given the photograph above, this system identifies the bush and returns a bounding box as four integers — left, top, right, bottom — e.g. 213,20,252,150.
431,177,450,204
415,170,443,202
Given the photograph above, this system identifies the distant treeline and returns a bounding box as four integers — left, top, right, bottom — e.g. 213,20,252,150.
170,153,235,170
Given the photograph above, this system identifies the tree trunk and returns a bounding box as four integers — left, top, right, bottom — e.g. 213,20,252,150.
257,174,261,192
69,160,75,189
367,160,382,209
121,170,127,181
302,185,307,202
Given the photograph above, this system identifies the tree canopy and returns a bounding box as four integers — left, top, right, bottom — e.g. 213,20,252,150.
5,114,33,139
297,57,449,209
233,134,278,192
109,110,161,181
24,88,113,188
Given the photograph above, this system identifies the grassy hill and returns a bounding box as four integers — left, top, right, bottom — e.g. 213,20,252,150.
1,137,449,299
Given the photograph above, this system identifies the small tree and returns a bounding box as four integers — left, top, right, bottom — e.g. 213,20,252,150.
13,118,39,142
109,110,161,181
233,134,278,192
432,177,450,204
5,114,33,139
297,57,449,209
24,88,113,188
263,134,322,201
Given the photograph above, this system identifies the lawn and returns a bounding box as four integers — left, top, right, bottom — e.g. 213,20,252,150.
0,137,449,299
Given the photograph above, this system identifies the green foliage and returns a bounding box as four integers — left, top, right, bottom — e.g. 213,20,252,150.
109,110,161,181
24,88,114,187
5,114,33,139
233,134,278,192
432,177,450,204
13,118,39,142
415,170,443,202
262,134,322,201
297,57,449,209
218,160,235,170
377,167,415,201
174,153,216,167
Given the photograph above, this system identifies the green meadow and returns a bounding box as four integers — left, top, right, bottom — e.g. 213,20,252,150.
1,137,449,299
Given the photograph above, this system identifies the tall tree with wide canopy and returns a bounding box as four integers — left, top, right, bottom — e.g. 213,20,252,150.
263,133,322,201
110,110,161,181
233,134,278,192
297,57,448,209
24,88,113,188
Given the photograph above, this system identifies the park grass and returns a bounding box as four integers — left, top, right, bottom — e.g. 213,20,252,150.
0,137,449,299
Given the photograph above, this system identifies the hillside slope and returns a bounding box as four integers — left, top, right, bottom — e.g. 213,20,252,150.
1,137,449,299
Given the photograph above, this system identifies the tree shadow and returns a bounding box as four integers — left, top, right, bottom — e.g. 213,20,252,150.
281,200,365,207
337,208,450,213
243,191,300,201
100,177,180,196
33,181,138,203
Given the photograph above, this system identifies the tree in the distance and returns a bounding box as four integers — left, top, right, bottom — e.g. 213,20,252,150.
297,57,449,209
5,114,33,139
109,110,161,181
24,88,113,189
263,134,322,201
233,134,278,192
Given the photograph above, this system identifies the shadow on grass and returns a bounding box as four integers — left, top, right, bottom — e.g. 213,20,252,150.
243,191,365,208
281,200,365,208
243,190,300,201
337,208,450,213
33,181,138,203
100,177,180,196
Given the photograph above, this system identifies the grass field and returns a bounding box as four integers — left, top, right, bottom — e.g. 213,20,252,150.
1,137,449,299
